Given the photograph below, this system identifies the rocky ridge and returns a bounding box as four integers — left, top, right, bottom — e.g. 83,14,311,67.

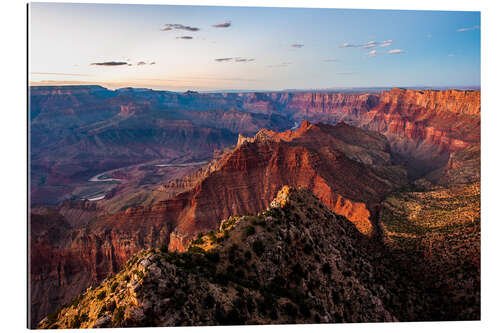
40,186,430,328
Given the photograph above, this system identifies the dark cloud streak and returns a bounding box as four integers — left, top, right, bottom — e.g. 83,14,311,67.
215,58,233,62
90,61,128,66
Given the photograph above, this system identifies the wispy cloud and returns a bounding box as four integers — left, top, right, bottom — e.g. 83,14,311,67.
90,61,128,66
234,57,255,62
456,25,480,32
338,42,359,48
363,41,377,49
215,57,255,63
340,40,393,49
368,50,377,58
161,23,200,32
448,54,455,57
291,44,304,48
267,62,292,68
388,49,405,54
176,36,193,39
212,21,231,28
379,40,393,47
323,59,338,62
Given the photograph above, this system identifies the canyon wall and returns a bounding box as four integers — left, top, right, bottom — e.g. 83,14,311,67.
29,86,480,326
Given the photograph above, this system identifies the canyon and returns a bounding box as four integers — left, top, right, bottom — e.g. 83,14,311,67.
29,86,480,327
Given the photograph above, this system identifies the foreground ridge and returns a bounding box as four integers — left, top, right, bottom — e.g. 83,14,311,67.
40,186,416,328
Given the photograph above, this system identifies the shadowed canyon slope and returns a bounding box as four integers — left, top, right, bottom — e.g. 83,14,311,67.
38,187,433,328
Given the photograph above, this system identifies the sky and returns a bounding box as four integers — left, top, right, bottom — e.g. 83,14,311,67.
29,2,480,91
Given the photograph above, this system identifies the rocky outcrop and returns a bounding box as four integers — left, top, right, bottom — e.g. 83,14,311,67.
39,187,424,328
56,200,101,227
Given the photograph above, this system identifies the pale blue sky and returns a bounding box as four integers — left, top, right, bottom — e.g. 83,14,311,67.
29,3,480,91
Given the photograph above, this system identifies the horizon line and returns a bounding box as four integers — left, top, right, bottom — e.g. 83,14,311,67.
28,82,481,93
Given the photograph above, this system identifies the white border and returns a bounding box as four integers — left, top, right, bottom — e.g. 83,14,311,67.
1,0,498,332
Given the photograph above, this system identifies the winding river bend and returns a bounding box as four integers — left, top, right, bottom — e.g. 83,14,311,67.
85,160,210,201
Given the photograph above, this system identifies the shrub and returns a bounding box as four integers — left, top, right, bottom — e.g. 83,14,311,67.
207,231,217,242
303,243,313,255
245,225,256,237
71,294,83,308
270,308,278,320
267,276,287,296
252,240,265,256
228,244,239,262
244,250,252,260
174,292,187,308
79,313,89,323
299,302,311,318
206,250,220,263
290,263,305,283
188,245,205,255
46,311,59,324
96,290,106,300
159,244,169,253
215,273,229,286
110,281,119,293
257,298,267,315
284,302,298,318
246,295,255,314
71,315,82,328
113,306,125,324
226,307,244,325
321,263,332,275
203,294,215,309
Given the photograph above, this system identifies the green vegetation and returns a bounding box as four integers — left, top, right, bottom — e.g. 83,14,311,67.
96,290,106,300
110,281,119,292
112,306,125,325
244,225,256,237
